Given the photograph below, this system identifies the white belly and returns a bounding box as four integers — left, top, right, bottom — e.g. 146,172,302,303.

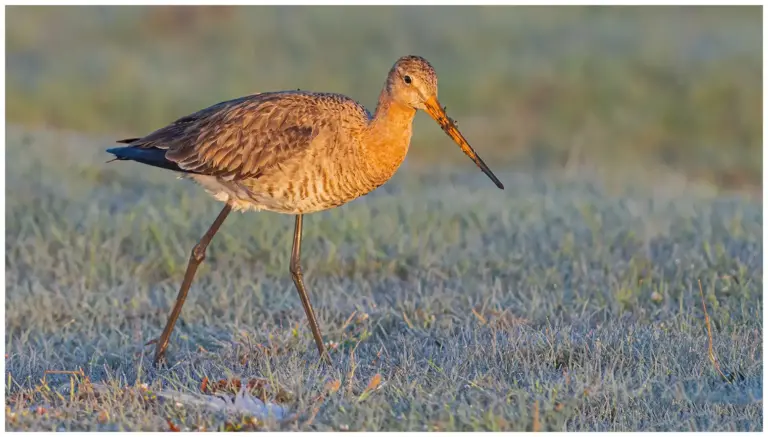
186,174,336,214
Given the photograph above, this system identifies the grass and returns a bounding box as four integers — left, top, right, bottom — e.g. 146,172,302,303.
5,5,763,190
4,5,762,430
5,125,762,431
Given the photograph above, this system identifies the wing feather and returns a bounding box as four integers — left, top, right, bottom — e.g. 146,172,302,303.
120,92,362,180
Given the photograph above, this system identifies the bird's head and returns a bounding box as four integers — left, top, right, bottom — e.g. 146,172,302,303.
386,55,439,111
386,55,504,190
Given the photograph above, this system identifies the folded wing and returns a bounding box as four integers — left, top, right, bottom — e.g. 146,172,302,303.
116,92,331,180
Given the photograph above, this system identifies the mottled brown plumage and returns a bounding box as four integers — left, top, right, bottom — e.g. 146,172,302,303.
107,55,503,366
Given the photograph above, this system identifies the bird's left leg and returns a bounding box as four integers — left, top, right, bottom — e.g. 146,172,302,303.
153,204,232,366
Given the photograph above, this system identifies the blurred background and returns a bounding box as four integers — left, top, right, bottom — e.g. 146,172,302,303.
6,5,762,194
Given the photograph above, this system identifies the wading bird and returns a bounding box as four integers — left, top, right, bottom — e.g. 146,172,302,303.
107,55,503,366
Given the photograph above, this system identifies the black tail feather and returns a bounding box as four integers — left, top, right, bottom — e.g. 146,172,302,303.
106,146,187,173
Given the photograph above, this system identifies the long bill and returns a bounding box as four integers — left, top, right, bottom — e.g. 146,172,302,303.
423,96,504,189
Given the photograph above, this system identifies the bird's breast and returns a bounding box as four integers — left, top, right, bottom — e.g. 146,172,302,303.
235,149,394,214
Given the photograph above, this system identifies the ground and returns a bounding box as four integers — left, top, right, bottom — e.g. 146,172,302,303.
5,126,762,431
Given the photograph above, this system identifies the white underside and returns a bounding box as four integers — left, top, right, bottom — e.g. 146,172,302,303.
184,174,306,214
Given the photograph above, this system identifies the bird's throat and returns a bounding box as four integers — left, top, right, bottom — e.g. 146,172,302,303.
363,92,416,180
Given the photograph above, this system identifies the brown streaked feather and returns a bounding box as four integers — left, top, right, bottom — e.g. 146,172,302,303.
122,91,371,181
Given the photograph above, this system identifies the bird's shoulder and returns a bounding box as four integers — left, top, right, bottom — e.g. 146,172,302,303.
261,91,373,129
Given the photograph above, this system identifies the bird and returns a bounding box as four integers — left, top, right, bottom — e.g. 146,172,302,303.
106,55,503,366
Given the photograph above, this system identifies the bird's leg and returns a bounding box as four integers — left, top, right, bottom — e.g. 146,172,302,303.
153,204,232,366
290,214,331,364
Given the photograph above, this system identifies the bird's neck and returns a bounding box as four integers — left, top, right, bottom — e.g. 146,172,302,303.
362,89,416,180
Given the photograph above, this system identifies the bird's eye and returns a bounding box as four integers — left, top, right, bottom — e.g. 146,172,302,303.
403,75,412,85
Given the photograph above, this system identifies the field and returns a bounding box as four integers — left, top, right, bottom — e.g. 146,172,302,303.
5,5,763,432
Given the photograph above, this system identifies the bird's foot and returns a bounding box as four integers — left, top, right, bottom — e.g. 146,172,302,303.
141,338,168,368
152,351,168,368
320,352,333,367
317,344,334,367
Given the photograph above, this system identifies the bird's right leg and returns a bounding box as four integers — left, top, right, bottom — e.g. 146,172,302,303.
153,203,232,366
290,214,331,364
